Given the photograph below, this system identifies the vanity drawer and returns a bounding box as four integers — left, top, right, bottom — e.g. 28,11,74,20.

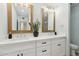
54,37,66,41
20,48,35,56
1,50,19,56
2,48,35,56
16,41,36,50
37,45,51,56
37,39,51,47
0,41,35,55
52,39,66,56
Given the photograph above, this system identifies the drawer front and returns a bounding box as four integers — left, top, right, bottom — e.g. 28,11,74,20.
37,45,51,56
37,39,51,47
2,48,35,56
53,37,65,42
16,41,35,50
0,41,35,55
53,39,66,56
2,50,19,56
20,48,35,56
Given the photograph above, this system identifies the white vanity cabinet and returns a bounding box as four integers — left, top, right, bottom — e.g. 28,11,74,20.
20,48,35,56
3,48,35,56
52,37,66,56
0,35,66,56
0,41,36,56
3,50,20,56
36,39,51,56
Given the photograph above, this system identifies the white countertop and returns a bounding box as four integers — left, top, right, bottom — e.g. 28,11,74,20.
0,34,66,45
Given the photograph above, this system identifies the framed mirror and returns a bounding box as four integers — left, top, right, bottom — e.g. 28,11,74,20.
7,3,33,33
42,7,55,32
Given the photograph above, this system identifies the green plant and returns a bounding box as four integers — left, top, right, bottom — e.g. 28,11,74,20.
29,20,40,32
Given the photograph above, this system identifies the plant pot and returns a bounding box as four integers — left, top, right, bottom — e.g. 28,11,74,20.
33,31,39,37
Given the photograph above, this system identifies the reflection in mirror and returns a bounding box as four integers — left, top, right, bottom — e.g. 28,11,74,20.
42,6,55,32
8,3,33,33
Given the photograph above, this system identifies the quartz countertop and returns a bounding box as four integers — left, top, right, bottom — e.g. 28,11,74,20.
0,34,66,45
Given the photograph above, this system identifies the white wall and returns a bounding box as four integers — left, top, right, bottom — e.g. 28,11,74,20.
0,3,70,55
12,4,18,30
0,3,69,34
32,3,69,34
55,4,70,55
0,3,7,38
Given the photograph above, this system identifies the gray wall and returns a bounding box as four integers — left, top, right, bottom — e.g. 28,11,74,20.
70,4,79,46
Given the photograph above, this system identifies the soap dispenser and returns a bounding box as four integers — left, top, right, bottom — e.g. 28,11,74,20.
55,32,57,35
8,32,12,39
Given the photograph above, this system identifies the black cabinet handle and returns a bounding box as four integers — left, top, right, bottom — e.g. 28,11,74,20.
42,42,46,44
42,50,47,52
21,53,23,56
57,44,61,46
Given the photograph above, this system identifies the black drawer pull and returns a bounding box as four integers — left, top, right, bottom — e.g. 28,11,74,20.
42,42,46,44
42,50,47,52
57,44,61,46
21,53,23,56
17,54,20,56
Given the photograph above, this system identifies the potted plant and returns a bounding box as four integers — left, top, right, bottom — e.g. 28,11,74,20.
29,20,40,37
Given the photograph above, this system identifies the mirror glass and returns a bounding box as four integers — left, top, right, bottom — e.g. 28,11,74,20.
42,7,55,32
8,3,33,33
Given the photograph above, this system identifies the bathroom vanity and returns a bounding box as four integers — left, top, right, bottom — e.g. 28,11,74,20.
0,35,66,56
5,3,67,56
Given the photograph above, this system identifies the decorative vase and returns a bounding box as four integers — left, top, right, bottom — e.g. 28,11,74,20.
33,31,39,37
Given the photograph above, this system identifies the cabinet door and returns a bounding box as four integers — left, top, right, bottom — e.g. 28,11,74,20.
3,48,35,56
2,51,19,56
20,48,35,56
52,39,66,56
37,45,51,56
37,39,51,47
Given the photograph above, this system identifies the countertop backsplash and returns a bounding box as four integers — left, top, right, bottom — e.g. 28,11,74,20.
0,32,65,40
0,32,54,40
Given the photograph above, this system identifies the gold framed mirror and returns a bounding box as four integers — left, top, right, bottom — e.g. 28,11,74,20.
42,7,55,32
7,3,33,33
